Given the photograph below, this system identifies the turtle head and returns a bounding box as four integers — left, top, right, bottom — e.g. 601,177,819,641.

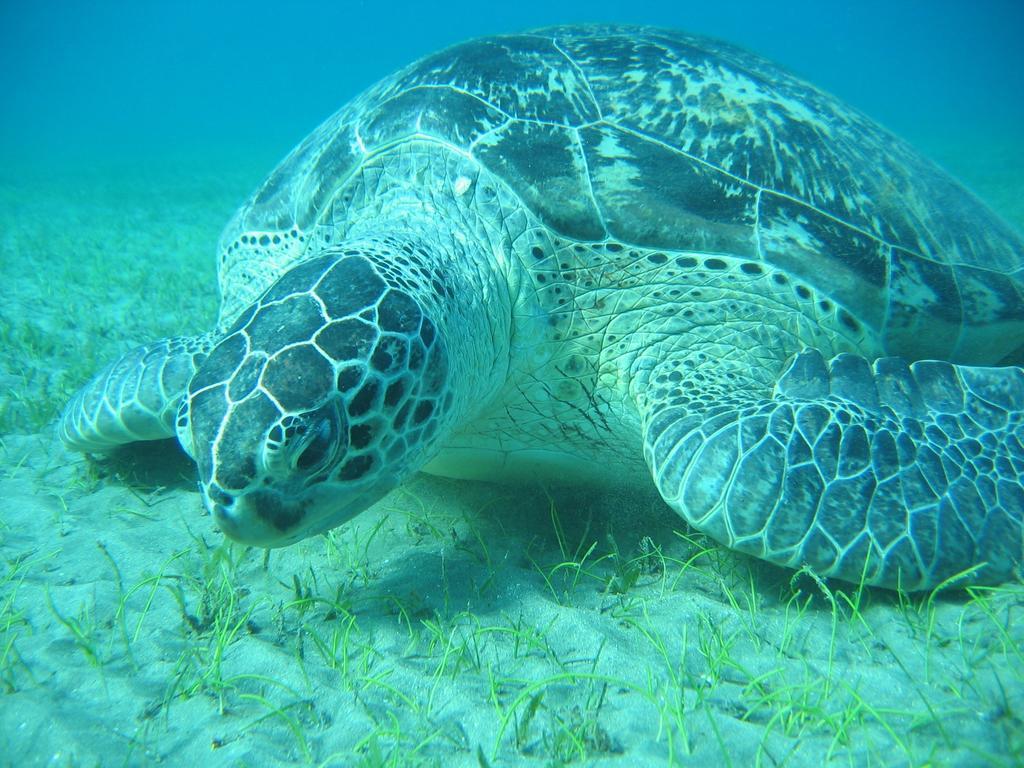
185,247,451,547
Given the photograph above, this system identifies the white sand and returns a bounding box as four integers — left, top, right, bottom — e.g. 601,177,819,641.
0,143,1022,767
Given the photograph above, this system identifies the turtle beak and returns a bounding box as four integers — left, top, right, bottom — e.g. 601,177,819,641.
208,487,307,547
206,481,391,547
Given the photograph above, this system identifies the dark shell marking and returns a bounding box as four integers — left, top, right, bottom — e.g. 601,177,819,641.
220,25,1024,365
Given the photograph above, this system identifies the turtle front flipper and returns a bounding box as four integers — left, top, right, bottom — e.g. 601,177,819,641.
60,334,215,453
636,349,1023,590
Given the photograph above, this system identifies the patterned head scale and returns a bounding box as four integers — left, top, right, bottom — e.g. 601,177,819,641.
186,246,449,545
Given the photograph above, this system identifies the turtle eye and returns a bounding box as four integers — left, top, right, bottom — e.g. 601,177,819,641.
262,403,347,479
290,402,346,478
295,417,336,474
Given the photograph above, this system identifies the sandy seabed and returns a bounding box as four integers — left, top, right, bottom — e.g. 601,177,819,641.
0,135,1022,767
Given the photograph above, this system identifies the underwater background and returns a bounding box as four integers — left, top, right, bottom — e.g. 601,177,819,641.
2,0,1023,194
1,1,1022,766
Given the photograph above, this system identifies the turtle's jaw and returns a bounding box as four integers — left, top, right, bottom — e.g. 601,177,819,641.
206,479,394,547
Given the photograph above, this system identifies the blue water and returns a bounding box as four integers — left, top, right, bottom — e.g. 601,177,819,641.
2,0,1022,174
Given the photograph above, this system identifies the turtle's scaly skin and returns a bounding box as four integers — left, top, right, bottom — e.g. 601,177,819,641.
59,335,214,451
61,26,1024,589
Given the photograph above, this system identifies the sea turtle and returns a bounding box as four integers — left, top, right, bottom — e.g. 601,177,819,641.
60,25,1024,590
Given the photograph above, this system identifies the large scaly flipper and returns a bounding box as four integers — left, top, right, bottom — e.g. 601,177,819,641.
637,349,1024,589
59,334,215,454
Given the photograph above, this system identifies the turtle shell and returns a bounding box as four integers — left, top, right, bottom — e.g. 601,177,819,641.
217,25,1024,363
